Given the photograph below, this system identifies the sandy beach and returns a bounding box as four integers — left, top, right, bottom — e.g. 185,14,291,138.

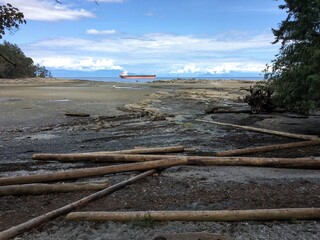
0,78,320,239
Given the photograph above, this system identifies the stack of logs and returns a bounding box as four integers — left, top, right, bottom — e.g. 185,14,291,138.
0,120,320,239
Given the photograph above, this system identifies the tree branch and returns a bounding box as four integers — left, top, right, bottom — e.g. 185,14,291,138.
0,53,16,66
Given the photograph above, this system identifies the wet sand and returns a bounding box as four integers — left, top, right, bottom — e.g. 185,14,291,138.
0,78,157,129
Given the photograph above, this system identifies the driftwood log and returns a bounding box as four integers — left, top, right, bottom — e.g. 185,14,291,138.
206,108,252,114
0,158,187,186
187,156,320,168
0,170,155,240
196,119,320,141
32,152,183,162
0,181,108,196
215,140,320,156
66,208,320,222
113,145,185,154
32,145,185,161
29,153,320,169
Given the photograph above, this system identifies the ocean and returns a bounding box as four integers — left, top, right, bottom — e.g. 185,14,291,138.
61,76,263,84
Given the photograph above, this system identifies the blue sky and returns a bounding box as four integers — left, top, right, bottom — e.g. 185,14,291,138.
1,0,286,77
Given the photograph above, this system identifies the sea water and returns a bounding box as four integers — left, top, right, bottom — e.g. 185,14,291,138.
61,76,263,84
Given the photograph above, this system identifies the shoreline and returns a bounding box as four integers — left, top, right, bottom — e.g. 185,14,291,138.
0,77,262,85
1,77,319,239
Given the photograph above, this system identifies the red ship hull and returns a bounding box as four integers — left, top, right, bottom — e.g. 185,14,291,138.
120,75,156,79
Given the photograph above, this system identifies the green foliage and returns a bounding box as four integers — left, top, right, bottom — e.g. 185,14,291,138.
0,3,26,39
0,41,51,78
264,0,320,114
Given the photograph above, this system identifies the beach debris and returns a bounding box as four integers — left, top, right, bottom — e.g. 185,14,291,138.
0,180,109,196
0,170,155,240
242,85,275,113
31,152,320,169
187,156,320,169
205,107,252,114
66,208,320,222
1,140,319,238
215,140,320,157
32,145,186,161
0,159,188,186
118,104,168,120
196,119,320,141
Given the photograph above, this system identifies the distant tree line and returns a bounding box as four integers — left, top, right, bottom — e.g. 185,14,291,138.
0,41,51,78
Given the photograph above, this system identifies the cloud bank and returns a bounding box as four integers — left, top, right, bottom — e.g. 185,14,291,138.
25,31,276,74
86,29,116,35
36,57,123,71
171,62,265,75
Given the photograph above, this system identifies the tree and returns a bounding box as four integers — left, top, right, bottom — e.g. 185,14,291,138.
0,3,51,78
0,41,51,78
0,3,26,67
35,64,52,78
265,0,320,114
0,41,34,78
0,3,26,39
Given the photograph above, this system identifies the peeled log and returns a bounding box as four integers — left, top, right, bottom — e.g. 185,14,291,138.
0,170,155,240
33,153,183,162
196,119,320,141
66,208,320,222
114,145,185,154
0,181,109,196
32,145,185,161
188,156,320,169
215,140,320,157
30,152,320,169
0,158,187,186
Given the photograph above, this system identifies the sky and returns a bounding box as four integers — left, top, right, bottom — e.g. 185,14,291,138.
0,0,286,77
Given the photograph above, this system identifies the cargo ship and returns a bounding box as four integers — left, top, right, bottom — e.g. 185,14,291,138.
119,71,156,79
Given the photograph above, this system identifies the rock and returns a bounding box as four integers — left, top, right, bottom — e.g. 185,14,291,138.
153,232,230,240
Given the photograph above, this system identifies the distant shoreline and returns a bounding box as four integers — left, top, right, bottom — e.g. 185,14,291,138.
0,77,262,87
59,76,263,84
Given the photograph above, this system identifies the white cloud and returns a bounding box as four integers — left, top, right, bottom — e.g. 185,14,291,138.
32,33,274,54
1,0,94,21
171,62,265,74
86,29,116,35
25,32,277,73
35,57,123,71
